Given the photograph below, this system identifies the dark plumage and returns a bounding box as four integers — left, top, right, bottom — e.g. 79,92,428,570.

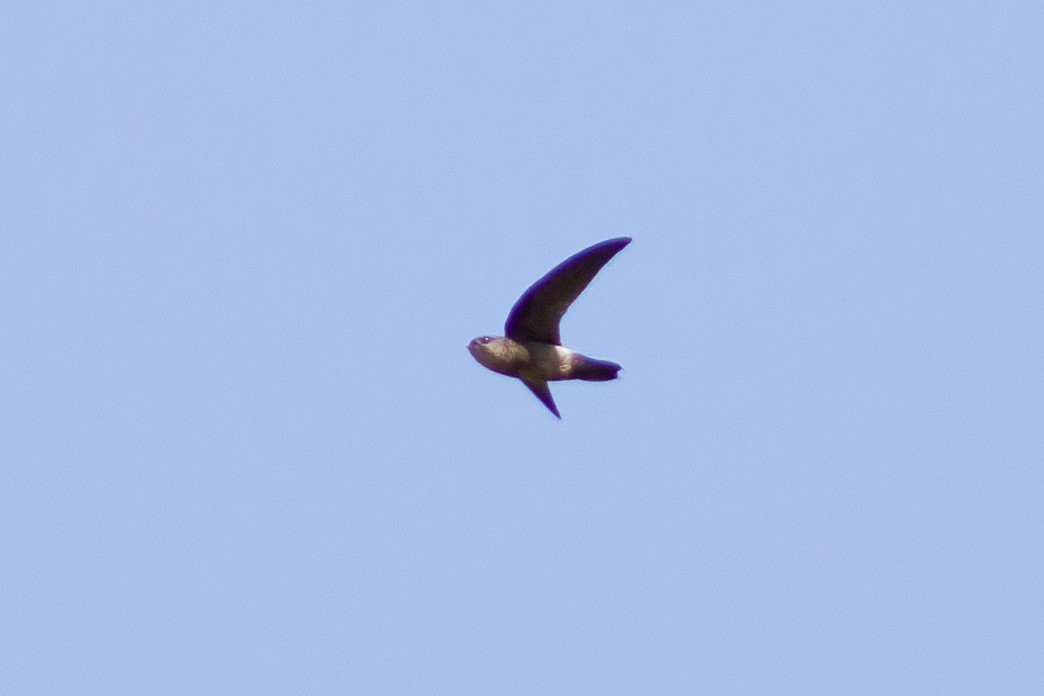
468,237,631,418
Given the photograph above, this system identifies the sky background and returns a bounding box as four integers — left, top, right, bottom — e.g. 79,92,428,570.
3,1,1043,694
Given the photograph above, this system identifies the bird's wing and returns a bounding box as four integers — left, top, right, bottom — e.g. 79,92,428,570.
504,237,631,345
521,377,561,419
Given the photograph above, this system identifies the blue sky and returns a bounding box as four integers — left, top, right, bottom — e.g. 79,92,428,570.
3,1,1043,693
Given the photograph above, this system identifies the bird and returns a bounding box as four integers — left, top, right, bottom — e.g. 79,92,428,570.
468,237,631,418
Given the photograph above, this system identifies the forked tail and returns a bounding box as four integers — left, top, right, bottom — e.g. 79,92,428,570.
572,356,621,381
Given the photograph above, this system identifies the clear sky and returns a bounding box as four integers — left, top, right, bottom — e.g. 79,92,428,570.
3,2,1043,694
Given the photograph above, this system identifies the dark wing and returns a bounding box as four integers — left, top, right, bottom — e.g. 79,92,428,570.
521,377,561,419
504,237,631,345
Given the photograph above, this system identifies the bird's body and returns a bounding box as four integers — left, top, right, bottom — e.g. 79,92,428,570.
469,337,619,382
468,237,631,418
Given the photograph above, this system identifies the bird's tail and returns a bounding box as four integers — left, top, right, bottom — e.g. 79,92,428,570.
572,356,621,381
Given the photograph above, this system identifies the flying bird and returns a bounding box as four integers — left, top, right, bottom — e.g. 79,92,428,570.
468,237,631,418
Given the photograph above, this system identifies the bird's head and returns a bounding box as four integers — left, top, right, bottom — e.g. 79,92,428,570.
468,335,524,376
468,336,500,363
